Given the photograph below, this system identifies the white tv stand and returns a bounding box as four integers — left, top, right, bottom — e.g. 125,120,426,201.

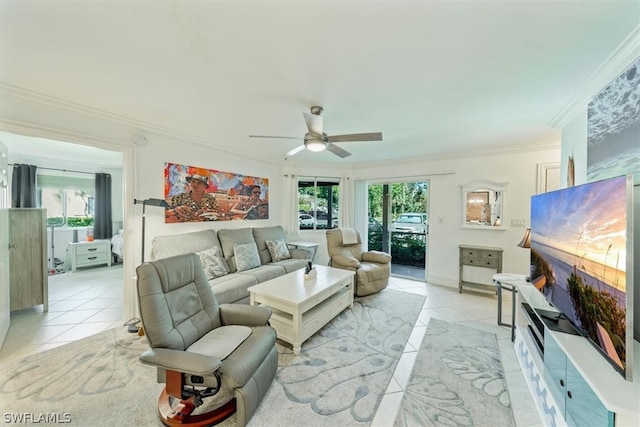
514,283,639,427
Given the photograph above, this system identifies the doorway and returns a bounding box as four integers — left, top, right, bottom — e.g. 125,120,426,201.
0,131,127,351
367,180,429,280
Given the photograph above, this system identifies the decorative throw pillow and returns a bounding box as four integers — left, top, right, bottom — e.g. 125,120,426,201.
196,246,229,280
234,243,261,272
266,239,291,262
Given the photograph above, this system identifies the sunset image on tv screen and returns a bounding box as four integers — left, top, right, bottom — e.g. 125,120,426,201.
530,175,628,372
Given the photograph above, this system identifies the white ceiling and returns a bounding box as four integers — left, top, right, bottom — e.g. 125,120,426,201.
1,1,639,166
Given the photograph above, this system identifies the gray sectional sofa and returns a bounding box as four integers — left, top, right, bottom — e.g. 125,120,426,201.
150,225,312,304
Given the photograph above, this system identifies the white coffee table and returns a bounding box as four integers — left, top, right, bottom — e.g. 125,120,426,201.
248,265,355,355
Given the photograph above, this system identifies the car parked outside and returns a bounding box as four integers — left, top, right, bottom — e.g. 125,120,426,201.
308,210,338,229
299,214,315,228
392,213,427,234
368,217,382,231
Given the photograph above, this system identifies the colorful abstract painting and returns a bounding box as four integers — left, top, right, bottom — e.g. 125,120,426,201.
587,58,640,184
164,162,269,223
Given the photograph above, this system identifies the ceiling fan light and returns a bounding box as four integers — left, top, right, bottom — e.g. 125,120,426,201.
306,139,327,152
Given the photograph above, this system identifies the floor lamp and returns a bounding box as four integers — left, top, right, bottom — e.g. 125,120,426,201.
134,198,169,263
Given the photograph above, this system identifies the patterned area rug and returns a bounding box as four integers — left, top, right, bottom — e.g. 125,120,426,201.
394,318,516,427
0,288,424,426
0,327,162,426
244,288,425,426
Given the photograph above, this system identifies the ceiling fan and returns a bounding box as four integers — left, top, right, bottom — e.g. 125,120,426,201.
249,106,383,158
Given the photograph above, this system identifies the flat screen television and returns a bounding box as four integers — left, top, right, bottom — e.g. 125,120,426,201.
530,174,634,380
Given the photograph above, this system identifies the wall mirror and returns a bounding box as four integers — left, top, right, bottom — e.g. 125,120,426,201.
461,180,507,229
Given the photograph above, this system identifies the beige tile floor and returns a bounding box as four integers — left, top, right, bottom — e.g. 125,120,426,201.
372,276,542,427
0,264,125,362
0,266,541,426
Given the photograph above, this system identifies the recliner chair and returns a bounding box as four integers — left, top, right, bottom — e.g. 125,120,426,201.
326,228,392,296
136,253,278,427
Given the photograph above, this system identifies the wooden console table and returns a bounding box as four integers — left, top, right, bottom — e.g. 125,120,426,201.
458,244,503,293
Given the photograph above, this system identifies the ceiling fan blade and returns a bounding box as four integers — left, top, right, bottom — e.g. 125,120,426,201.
286,145,306,157
328,132,383,143
303,112,323,136
249,135,301,140
326,143,352,158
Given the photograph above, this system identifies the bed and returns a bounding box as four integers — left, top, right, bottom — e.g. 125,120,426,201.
111,229,124,263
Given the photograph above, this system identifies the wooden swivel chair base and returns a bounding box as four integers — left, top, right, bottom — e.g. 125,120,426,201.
158,370,235,427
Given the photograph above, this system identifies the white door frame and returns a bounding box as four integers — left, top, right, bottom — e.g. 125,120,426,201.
0,139,10,346
0,126,137,324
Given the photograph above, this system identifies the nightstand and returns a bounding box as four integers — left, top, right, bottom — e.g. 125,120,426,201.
68,239,112,272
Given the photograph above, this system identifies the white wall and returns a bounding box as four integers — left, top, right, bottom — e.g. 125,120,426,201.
131,134,285,264
281,145,561,287
560,111,588,187
561,107,640,342
353,148,560,287
0,88,561,316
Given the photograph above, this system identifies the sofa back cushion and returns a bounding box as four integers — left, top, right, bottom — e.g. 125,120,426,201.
217,228,257,273
151,229,221,261
252,225,288,264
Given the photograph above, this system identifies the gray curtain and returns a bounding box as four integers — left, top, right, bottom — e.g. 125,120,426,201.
11,164,37,207
94,173,112,239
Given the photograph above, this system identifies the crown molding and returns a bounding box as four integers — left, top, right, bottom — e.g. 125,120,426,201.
349,139,561,171
0,117,129,151
549,23,640,129
0,84,285,167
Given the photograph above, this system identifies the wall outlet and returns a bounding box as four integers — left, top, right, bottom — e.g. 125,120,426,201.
511,219,526,227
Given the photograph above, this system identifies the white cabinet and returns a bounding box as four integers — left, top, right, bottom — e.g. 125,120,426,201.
68,240,111,272
544,333,613,426
515,285,639,427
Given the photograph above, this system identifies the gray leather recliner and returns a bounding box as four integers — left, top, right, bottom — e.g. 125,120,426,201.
136,253,277,427
326,228,392,296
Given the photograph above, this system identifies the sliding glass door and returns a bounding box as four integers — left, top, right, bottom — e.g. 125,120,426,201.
367,180,429,280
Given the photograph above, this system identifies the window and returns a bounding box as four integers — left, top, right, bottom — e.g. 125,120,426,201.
38,174,95,227
298,177,340,231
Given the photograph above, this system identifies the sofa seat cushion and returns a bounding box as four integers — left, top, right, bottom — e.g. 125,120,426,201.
272,258,308,273
209,274,258,305
236,264,286,283
219,325,276,389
